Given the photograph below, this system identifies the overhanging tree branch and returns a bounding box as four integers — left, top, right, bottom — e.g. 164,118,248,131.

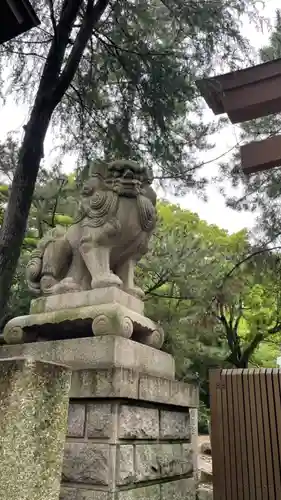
0,0,112,320
35,0,83,100
46,0,58,39
240,332,264,366
52,0,111,107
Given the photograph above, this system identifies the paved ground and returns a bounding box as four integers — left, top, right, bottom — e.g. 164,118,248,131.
198,453,212,475
198,435,212,479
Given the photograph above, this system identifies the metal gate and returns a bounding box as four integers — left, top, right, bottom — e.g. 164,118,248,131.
209,369,281,500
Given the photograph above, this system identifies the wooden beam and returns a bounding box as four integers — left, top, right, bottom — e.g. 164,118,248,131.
240,134,281,174
0,0,40,45
196,58,281,123
222,74,281,123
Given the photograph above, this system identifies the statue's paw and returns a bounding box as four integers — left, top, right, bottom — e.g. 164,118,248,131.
59,278,82,292
91,273,123,289
46,278,82,295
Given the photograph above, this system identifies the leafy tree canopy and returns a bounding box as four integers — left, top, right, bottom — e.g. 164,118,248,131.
0,0,261,320
1,0,259,192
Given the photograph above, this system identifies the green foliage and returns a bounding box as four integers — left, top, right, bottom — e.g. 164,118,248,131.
137,202,281,400
0,0,263,320
0,135,19,181
137,203,245,401
0,0,259,192
198,401,210,435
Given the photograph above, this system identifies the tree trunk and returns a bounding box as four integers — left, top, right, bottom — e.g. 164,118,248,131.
0,0,110,321
0,106,52,318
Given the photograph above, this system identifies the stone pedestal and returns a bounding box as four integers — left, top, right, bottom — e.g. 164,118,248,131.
0,358,71,500
60,366,198,500
0,338,199,500
0,335,175,379
3,288,165,349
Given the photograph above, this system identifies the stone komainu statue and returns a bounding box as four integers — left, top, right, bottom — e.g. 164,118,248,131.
26,160,157,297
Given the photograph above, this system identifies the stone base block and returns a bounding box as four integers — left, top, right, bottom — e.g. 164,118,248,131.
60,479,197,500
3,287,164,349
60,395,198,500
0,336,175,379
70,368,198,407
30,287,144,315
0,357,71,500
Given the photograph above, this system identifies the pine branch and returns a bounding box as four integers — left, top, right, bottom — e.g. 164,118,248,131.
268,323,281,335
52,0,111,107
144,275,169,295
147,292,195,300
223,245,281,282
28,0,83,115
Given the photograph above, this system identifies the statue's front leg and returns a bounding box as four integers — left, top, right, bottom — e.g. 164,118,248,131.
116,259,144,298
79,228,122,289
40,238,78,295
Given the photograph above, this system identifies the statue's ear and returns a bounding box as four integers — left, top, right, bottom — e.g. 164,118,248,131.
89,160,108,178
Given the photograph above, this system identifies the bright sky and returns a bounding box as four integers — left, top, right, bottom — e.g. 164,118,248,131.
0,0,280,234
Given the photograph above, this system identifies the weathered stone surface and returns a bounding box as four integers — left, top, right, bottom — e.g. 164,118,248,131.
119,405,159,439
62,443,110,485
59,364,198,499
76,491,109,500
117,445,135,484
160,409,190,439
161,478,196,500
25,160,157,301
198,453,212,483
0,358,71,500
31,287,144,315
197,485,214,500
135,443,193,482
69,368,198,408
60,487,77,500
117,485,160,500
70,368,139,399
60,488,109,500
182,443,194,474
134,444,159,481
0,336,175,379
87,403,113,438
139,375,199,407
67,403,85,437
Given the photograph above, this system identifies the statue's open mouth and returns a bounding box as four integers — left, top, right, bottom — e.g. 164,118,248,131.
120,185,139,197
122,177,141,188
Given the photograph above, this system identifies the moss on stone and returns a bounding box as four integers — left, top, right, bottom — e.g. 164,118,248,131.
30,297,47,314
0,358,71,500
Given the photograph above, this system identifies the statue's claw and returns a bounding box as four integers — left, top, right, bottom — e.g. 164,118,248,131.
44,277,82,295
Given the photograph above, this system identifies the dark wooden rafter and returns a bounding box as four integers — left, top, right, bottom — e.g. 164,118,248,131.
241,135,281,175
0,0,40,44
196,58,281,174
